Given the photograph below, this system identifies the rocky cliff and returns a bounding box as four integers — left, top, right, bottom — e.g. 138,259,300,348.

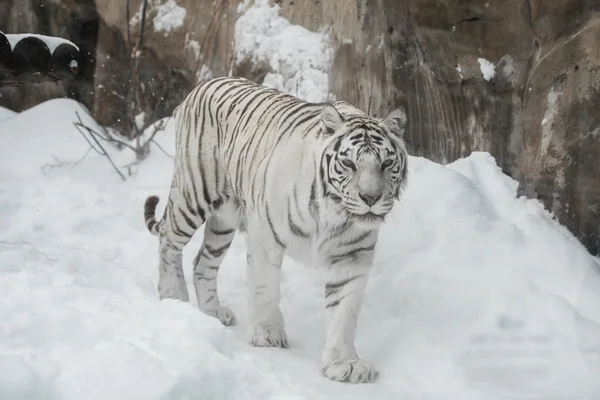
1,0,599,255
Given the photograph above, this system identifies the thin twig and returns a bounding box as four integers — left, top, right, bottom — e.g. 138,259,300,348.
73,111,127,181
126,0,132,50
138,0,149,50
150,139,174,159
73,111,138,152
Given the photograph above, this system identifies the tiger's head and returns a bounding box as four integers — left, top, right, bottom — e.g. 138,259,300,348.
319,104,408,228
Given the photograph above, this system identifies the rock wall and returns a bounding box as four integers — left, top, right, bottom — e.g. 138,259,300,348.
279,0,600,254
2,0,599,255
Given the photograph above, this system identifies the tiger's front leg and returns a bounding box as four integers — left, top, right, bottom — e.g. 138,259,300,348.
246,216,288,348
321,247,378,383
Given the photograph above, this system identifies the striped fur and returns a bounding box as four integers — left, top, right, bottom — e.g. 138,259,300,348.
144,77,408,383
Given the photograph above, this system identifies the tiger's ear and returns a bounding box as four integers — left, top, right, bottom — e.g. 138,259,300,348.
382,107,407,139
321,105,345,135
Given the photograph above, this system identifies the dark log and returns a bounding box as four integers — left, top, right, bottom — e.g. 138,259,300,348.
11,36,52,82
50,42,81,80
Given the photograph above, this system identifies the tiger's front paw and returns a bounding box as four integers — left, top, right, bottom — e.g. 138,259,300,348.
321,359,379,384
250,325,289,348
204,306,237,326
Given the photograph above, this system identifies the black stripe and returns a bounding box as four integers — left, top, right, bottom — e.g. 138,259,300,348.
178,206,198,230
339,230,372,247
194,274,215,281
266,206,286,248
211,228,235,236
198,153,212,206
302,118,321,138
184,191,197,217
332,136,344,152
278,102,312,131
230,90,268,136
325,295,348,309
325,275,362,296
237,92,278,133
287,200,310,238
225,85,257,120
293,184,305,225
329,245,376,265
255,100,301,205
290,112,318,134
308,179,320,231
205,242,232,258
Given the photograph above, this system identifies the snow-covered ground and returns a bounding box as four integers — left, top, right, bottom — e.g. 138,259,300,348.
1,98,600,400
2,1,600,398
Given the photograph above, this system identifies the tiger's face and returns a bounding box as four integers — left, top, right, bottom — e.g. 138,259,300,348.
320,105,408,228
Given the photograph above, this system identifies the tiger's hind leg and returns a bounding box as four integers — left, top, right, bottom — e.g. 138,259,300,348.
193,216,237,326
157,191,205,302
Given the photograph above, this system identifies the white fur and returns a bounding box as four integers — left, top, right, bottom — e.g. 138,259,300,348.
145,77,408,384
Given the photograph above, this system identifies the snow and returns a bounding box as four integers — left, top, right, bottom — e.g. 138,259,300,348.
153,0,187,34
130,0,187,35
584,127,600,139
185,33,201,59
541,87,560,155
197,64,213,83
1,98,600,399
135,111,146,131
0,105,16,122
477,58,496,81
234,0,332,102
3,32,79,54
456,64,463,80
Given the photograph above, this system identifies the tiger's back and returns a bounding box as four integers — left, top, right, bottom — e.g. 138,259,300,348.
172,76,354,216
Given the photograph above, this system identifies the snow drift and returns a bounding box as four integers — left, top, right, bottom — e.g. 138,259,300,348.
1,98,599,400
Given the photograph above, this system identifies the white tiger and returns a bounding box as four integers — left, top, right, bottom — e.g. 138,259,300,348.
144,76,409,383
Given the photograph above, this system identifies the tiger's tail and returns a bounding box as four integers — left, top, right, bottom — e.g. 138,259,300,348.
144,195,161,236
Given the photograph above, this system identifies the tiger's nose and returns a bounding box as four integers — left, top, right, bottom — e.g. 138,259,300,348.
359,192,382,207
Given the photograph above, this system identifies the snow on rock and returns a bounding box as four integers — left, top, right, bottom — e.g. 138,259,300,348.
153,0,187,34
456,64,464,80
234,0,332,102
1,99,600,399
3,32,79,53
541,86,560,155
130,0,187,35
477,58,496,81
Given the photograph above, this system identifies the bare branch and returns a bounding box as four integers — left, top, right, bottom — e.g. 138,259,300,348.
73,111,127,181
126,0,132,52
150,138,174,159
138,0,149,50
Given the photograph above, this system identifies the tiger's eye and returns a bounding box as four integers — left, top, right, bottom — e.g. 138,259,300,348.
381,159,394,170
341,159,356,171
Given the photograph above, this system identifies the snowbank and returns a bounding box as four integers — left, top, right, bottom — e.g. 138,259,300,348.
0,105,16,122
234,0,332,102
1,99,599,399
